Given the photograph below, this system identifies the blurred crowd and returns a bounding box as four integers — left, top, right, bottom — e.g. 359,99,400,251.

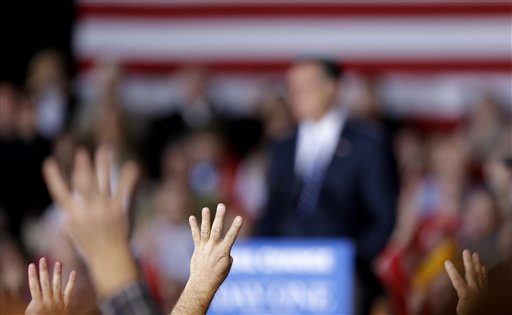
0,49,510,315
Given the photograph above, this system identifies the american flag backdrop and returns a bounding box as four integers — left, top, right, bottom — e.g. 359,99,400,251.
73,0,511,116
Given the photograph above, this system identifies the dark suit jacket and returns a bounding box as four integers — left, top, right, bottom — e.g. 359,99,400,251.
259,117,398,264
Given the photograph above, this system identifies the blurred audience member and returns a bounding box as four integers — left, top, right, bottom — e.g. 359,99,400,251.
160,141,189,184
389,128,425,248
394,128,424,181
75,97,140,181
91,101,135,158
88,60,124,103
375,131,467,315
483,133,512,218
0,85,51,243
258,58,398,315
418,133,468,218
464,96,508,165
458,187,501,267
178,66,222,129
0,83,20,238
73,61,124,135
0,83,18,139
347,75,381,122
184,130,229,210
0,234,26,314
26,49,75,140
134,180,193,311
145,66,226,179
483,129,512,263
233,150,267,226
256,86,293,141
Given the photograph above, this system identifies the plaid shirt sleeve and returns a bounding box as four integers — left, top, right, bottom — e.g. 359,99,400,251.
99,281,162,315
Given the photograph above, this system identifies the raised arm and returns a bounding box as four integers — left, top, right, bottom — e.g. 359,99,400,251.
43,146,160,314
171,203,243,315
43,147,139,297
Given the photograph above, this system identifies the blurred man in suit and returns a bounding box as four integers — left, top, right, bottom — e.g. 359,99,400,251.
258,58,398,315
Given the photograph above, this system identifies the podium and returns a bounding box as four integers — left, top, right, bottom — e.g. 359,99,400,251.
209,238,355,315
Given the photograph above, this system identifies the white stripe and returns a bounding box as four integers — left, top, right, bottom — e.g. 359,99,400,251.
74,18,511,61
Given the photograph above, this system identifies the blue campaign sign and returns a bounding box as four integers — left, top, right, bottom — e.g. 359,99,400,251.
208,238,355,315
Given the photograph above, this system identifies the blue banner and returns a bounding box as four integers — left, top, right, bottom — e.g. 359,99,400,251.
209,238,355,315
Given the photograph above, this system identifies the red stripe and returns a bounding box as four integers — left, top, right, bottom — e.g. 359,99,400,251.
76,3,511,19
408,117,463,133
76,59,512,75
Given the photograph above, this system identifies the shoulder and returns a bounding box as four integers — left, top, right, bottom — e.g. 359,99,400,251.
343,117,390,145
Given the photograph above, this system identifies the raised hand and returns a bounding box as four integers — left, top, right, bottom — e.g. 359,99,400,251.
444,249,488,315
42,146,139,297
189,204,243,292
25,258,76,315
172,203,243,315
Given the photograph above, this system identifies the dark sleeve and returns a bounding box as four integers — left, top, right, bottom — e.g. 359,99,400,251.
356,135,398,263
99,281,162,315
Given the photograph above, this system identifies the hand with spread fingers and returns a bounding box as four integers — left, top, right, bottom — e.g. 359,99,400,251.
42,146,139,297
25,258,76,315
444,249,488,315
172,203,243,315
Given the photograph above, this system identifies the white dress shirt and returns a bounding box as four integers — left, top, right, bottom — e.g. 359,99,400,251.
295,106,347,178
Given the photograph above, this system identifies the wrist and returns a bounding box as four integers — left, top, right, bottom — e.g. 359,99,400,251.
172,279,216,315
89,245,138,297
185,276,218,305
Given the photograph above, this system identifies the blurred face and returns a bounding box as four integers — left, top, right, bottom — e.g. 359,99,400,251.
286,62,338,121
29,50,65,91
156,182,189,224
0,84,17,134
484,154,512,194
161,144,188,180
427,134,467,180
94,104,123,148
180,66,208,104
259,93,292,138
17,98,37,137
463,190,498,239
395,128,423,174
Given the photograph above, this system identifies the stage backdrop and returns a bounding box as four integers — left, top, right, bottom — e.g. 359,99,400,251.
73,0,511,117
75,0,510,74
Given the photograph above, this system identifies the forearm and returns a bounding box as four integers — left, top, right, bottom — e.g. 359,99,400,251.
88,245,139,298
170,278,216,315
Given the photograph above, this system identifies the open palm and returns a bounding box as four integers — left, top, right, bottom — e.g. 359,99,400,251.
25,258,76,315
444,249,487,315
